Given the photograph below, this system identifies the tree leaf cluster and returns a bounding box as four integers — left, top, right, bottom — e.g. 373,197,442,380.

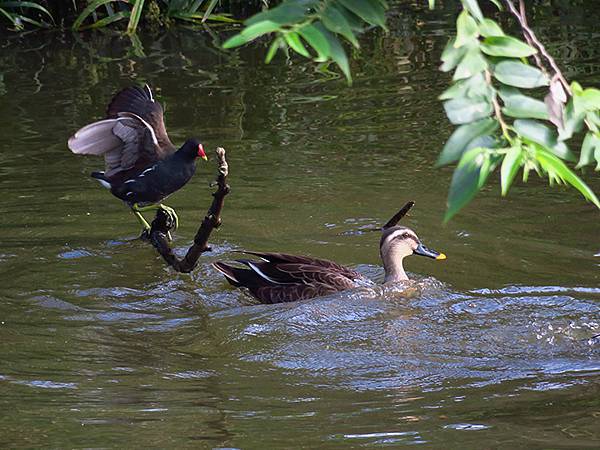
223,0,390,83
436,1,600,221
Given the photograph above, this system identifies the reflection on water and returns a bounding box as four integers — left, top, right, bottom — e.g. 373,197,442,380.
1,2,600,448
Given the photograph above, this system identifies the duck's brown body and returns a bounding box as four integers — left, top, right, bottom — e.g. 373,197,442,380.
214,251,368,304
214,203,446,304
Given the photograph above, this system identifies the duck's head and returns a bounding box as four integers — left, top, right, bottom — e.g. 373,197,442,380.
380,226,446,262
180,138,208,161
379,202,446,283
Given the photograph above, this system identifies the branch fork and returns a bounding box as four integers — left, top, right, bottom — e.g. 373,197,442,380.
148,147,230,273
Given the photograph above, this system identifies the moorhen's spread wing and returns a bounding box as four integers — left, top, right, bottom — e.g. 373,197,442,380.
106,85,174,152
68,85,176,184
213,252,366,304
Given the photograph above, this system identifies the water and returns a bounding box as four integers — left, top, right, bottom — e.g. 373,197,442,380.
1,2,599,448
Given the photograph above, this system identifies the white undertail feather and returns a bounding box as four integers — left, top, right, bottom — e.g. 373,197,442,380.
96,179,111,189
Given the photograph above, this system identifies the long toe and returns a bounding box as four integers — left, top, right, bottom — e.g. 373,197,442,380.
160,205,179,230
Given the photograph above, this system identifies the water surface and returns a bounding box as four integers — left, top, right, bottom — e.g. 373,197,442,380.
0,2,599,448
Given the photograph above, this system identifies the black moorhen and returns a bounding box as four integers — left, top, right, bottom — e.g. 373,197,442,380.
68,84,208,235
213,202,446,304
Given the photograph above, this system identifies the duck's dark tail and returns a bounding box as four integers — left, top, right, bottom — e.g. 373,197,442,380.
212,261,258,288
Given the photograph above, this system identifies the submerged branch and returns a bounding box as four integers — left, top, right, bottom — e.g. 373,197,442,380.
149,147,230,273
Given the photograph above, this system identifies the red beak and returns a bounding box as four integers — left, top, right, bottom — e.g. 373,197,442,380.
198,144,208,161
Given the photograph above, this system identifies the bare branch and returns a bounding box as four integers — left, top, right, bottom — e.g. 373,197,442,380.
504,0,572,95
149,147,230,273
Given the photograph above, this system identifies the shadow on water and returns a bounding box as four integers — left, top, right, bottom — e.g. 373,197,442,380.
1,2,600,448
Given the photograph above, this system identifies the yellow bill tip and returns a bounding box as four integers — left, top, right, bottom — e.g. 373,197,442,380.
201,155,208,161
436,253,447,260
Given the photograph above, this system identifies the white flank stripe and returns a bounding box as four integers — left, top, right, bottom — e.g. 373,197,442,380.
144,84,154,102
247,262,284,284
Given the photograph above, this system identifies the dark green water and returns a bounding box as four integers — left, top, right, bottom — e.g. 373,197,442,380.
1,2,599,448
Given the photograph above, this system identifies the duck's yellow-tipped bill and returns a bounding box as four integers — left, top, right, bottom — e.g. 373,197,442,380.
414,243,446,260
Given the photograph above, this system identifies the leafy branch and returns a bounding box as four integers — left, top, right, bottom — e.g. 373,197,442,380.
222,0,389,83
436,0,600,220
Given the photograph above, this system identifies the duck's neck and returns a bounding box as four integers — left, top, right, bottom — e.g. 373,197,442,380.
381,249,409,283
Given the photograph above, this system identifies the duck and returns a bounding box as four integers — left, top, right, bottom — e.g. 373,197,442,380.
68,84,208,236
212,202,446,304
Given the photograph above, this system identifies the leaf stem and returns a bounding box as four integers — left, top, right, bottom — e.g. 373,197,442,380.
485,69,511,142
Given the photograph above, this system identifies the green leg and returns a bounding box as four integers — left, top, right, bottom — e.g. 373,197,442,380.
131,205,151,231
132,203,178,240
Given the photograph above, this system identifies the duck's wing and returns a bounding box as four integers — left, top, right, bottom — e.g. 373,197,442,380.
68,85,176,180
241,251,363,280
106,85,174,152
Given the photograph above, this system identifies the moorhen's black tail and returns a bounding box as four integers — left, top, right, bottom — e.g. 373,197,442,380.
91,171,109,181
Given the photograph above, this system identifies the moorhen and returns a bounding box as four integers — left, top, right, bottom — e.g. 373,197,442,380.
213,202,446,304
68,84,208,236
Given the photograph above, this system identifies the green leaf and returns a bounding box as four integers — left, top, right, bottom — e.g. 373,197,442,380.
443,96,493,125
558,99,585,141
455,10,479,48
337,0,387,29
245,3,307,26
576,132,600,169
265,37,282,63
479,18,504,37
461,0,483,22
314,22,352,82
493,61,549,88
453,46,487,80
80,10,130,30
322,3,360,48
284,31,310,57
440,38,467,72
127,0,145,35
573,87,600,115
0,7,18,28
439,72,487,100
223,20,281,49
72,0,118,30
480,36,536,57
298,23,330,62
0,1,54,23
437,117,498,166
536,147,600,208
444,147,492,222
500,146,523,195
201,0,219,22
498,88,549,120
513,119,575,161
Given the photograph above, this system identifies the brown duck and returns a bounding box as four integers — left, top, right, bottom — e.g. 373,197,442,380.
213,202,446,304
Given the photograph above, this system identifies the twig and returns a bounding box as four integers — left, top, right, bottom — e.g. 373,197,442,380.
504,0,572,95
148,147,230,273
485,69,511,142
